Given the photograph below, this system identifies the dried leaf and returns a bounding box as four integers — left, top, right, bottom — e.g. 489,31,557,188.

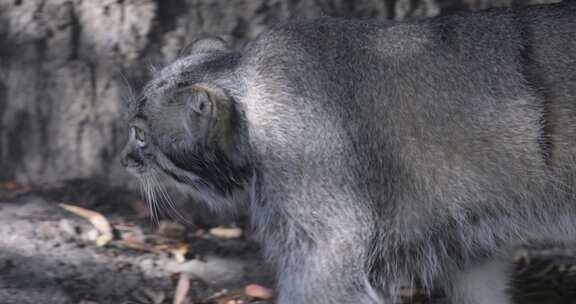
59,203,113,246
0,181,20,191
219,298,246,304
213,289,246,304
173,273,190,304
209,227,243,239
169,242,189,263
116,237,163,255
244,284,273,300
0,181,32,196
201,289,230,303
96,233,114,247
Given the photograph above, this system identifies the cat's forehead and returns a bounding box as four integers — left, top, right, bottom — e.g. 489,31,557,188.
145,50,236,95
142,56,203,97
142,74,180,98
123,94,148,121
157,57,194,78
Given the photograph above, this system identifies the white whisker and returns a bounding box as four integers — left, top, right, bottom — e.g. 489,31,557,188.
138,170,195,227
143,175,160,227
152,173,193,225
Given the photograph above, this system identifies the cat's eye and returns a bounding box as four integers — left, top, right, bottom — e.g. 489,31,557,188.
165,92,185,105
131,126,146,147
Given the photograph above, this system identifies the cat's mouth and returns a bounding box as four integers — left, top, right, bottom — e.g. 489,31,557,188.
120,149,147,174
121,119,155,176
121,144,171,181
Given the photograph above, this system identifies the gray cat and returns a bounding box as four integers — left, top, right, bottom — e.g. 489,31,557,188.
121,2,576,303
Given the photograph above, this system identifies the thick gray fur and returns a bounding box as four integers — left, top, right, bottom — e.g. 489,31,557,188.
121,2,576,303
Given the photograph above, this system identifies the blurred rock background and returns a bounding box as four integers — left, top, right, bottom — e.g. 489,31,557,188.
0,0,561,187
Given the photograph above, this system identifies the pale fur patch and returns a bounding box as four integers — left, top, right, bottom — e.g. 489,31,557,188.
448,258,512,304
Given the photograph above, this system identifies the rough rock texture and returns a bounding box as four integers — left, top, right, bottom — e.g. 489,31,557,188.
0,0,562,186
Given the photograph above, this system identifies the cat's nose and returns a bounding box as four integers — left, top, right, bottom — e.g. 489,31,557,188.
120,147,143,168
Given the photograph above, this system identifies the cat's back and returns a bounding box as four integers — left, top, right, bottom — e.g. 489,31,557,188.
235,3,576,218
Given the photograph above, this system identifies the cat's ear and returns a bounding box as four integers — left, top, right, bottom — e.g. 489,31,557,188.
179,36,229,57
191,82,228,104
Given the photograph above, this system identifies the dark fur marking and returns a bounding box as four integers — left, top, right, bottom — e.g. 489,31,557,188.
136,96,147,116
164,146,250,195
134,114,148,122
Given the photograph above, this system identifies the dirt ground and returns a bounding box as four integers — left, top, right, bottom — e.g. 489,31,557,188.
0,180,273,304
2,180,576,304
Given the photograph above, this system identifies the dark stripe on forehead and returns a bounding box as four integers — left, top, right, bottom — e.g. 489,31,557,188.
134,114,148,122
136,96,147,116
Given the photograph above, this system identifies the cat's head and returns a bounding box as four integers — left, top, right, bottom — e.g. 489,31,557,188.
120,37,250,216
